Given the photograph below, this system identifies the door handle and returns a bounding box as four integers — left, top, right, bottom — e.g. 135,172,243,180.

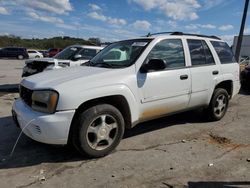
180,75,188,80
212,70,219,75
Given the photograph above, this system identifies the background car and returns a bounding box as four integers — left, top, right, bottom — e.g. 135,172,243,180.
240,65,250,88
38,50,48,57
27,49,43,59
47,48,63,57
22,45,103,77
0,47,29,59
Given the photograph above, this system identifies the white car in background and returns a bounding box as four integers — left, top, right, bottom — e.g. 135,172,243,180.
22,45,103,77
27,49,43,59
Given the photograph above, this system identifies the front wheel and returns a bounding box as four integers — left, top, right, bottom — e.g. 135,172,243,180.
72,104,125,158
207,88,229,121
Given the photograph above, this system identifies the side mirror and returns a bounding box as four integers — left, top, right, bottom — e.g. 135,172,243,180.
140,59,166,73
74,54,82,60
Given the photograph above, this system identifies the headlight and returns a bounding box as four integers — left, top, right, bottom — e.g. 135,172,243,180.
31,90,59,114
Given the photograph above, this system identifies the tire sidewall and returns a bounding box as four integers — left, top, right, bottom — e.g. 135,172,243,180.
77,104,125,157
210,88,229,121
18,55,24,59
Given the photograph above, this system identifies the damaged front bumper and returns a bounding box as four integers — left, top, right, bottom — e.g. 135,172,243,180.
12,98,75,145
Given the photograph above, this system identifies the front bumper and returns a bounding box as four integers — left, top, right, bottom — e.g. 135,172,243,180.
12,98,75,145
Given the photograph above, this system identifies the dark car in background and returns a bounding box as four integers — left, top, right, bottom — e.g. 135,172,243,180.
0,47,29,59
241,66,250,88
47,48,63,57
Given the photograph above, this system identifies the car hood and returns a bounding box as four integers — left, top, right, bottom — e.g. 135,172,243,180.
25,58,74,64
25,58,55,64
25,58,88,67
21,66,125,90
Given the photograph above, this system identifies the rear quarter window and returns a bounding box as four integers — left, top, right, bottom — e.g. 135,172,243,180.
211,41,235,64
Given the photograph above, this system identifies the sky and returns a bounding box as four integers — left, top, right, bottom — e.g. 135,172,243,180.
0,0,249,45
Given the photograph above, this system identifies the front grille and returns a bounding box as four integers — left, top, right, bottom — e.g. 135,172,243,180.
20,85,33,106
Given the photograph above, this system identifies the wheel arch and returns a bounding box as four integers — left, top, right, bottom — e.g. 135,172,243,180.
214,80,233,98
67,95,132,144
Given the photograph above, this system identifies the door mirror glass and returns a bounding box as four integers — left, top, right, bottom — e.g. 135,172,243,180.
140,59,166,73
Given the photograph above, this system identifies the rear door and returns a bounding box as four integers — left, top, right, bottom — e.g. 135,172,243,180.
187,39,220,107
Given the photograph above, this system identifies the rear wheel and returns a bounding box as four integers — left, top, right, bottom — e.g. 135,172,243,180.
207,88,229,121
72,104,125,158
35,55,40,58
17,55,24,60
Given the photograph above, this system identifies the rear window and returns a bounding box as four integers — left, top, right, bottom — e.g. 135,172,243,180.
211,41,235,64
28,50,36,53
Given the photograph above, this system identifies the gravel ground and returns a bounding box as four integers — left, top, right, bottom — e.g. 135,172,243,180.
0,59,250,188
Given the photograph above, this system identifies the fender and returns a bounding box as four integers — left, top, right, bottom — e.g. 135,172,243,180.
56,84,140,124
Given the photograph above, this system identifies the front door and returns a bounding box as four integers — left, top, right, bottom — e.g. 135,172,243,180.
138,38,191,120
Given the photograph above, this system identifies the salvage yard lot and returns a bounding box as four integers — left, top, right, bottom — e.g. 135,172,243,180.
0,59,250,188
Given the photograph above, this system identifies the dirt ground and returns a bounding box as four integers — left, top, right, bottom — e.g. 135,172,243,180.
0,59,250,188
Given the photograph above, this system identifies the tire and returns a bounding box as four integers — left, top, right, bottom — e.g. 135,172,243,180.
35,55,40,58
207,88,229,121
72,104,125,158
17,55,24,60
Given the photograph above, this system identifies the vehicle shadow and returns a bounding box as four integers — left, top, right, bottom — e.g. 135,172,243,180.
0,84,19,92
187,181,250,188
239,87,250,95
123,110,205,139
0,110,205,169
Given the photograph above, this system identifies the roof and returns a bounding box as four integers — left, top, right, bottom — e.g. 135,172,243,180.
144,31,222,41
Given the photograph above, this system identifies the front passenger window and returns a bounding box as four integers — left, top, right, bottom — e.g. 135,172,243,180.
146,39,185,69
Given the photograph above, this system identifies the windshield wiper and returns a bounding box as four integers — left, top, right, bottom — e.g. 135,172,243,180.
92,62,113,68
81,60,93,66
82,61,125,68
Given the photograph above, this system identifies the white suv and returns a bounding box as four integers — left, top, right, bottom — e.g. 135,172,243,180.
22,45,103,77
12,32,240,157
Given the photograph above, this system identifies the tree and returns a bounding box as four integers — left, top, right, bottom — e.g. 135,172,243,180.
88,38,101,46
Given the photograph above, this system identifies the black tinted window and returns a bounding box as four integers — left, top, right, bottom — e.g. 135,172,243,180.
18,48,25,52
211,41,235,64
147,39,185,69
202,41,215,64
79,49,97,59
28,50,36,53
188,39,215,66
6,48,18,51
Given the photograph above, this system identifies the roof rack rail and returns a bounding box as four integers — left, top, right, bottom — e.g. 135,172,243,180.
146,31,221,40
172,32,221,40
146,32,178,37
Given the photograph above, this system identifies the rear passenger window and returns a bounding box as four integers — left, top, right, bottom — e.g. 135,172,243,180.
202,41,215,64
211,41,235,64
187,39,215,66
147,39,185,69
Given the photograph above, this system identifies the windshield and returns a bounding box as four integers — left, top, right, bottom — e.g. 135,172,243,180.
54,46,82,60
87,39,152,68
